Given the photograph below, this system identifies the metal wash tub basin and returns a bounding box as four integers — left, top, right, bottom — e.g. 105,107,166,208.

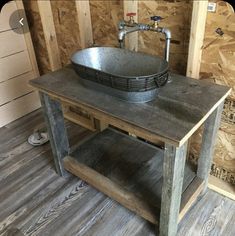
71,47,169,103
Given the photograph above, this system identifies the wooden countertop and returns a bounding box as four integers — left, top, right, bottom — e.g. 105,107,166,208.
30,65,231,147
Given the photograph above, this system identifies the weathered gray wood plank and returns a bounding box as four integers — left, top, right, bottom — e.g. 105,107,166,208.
0,165,57,223
18,179,94,235
30,66,230,145
0,148,52,202
64,129,195,224
3,227,24,236
30,189,107,236
40,92,69,176
178,190,235,236
159,142,188,236
0,110,44,154
0,175,70,235
197,102,224,193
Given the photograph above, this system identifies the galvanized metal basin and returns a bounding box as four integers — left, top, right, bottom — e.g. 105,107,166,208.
71,47,169,103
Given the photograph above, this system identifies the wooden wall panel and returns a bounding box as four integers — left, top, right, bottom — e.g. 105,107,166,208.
138,0,192,75
0,1,18,32
0,30,27,57
0,72,35,106
50,0,82,66
23,0,50,74
0,91,40,128
0,51,32,82
89,0,124,47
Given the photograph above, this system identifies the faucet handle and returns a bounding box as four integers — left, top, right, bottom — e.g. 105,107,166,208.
126,12,136,17
150,16,163,22
126,12,136,25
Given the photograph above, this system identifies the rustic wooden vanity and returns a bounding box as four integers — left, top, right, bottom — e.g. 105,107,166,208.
30,66,230,236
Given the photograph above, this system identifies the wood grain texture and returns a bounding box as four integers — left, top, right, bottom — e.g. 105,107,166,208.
0,72,35,106
138,1,192,75
0,30,26,58
178,190,235,236
197,102,224,193
30,66,230,147
186,0,208,78
90,1,123,47
0,1,18,32
37,0,61,71
123,0,138,51
75,0,93,48
23,0,51,74
0,51,32,82
39,92,69,176
63,128,196,224
15,0,40,79
62,103,96,132
50,0,82,66
208,175,235,201
0,91,41,128
159,142,188,236
0,110,235,236
179,177,204,221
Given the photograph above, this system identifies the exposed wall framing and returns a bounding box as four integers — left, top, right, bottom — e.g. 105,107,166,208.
186,0,208,78
123,0,138,51
188,0,235,188
50,0,82,67
37,0,61,71
23,0,50,74
23,0,234,192
75,1,93,48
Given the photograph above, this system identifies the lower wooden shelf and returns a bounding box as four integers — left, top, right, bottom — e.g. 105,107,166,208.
64,128,204,224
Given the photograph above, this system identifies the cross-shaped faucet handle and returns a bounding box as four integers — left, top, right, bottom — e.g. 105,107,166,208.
150,16,163,22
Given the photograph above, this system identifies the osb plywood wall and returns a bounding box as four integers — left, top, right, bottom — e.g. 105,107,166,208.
138,0,192,74
190,0,235,184
23,1,50,74
50,1,82,66
90,0,123,47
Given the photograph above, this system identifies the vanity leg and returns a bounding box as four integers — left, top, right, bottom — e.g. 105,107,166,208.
197,102,224,193
159,141,188,236
40,92,69,177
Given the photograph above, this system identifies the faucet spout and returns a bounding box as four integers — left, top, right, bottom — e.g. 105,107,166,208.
158,27,171,62
118,26,141,48
148,26,171,61
118,16,171,62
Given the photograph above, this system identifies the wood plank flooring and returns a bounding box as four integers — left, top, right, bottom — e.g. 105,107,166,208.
0,109,234,236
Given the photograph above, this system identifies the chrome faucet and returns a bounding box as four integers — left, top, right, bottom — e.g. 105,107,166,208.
118,15,171,62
